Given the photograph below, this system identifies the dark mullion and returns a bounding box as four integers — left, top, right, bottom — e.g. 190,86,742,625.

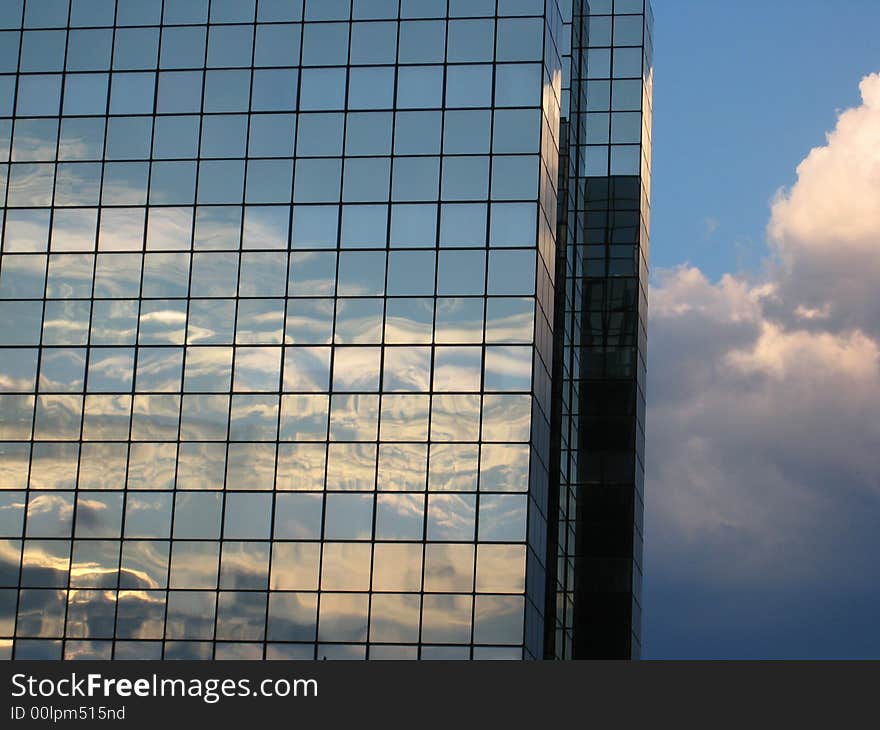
51,0,83,662
102,0,170,662
158,0,215,662
207,0,259,661
257,0,286,660
146,1,204,664
289,1,325,663
8,0,34,660
466,0,500,660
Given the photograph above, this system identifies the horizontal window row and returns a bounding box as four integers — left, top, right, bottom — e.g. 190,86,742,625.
0,391,534,443
0,309,535,349
0,341,538,388
569,14,646,48
0,155,543,205
580,144,645,176
0,345,536,395
4,641,524,661
0,203,540,251
581,79,644,112
0,338,550,393
582,47,645,79
0,64,546,116
0,438,532,493
1,109,545,161
0,266,540,318
0,485,528,541
0,541,528,592
0,297,536,347
3,587,526,646
1,0,553,29
0,482,528,544
0,393,536,445
0,18,547,72
0,249,537,300
589,1,648,15
581,111,646,144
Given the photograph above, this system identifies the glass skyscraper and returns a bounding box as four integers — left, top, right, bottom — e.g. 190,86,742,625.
0,0,651,660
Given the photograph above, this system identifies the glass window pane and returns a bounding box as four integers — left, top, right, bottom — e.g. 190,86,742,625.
426,494,476,541
71,0,114,27
276,442,325,491
480,443,530,492
113,28,159,70
109,73,155,115
248,114,296,157
435,298,484,344
117,0,161,26
318,593,368,643
208,25,254,69
299,68,345,111
369,594,421,644
157,71,203,114
495,62,541,107
166,591,215,640
473,595,524,645
377,444,427,492
271,543,319,591
252,69,299,111
325,443,376,491
25,0,69,28
320,543,371,591
201,115,248,159
384,298,433,345
448,20,495,63
478,494,528,541
302,23,349,66
279,394,329,442
375,493,424,540
429,443,479,492
273,495,322,540
437,250,485,296
348,67,394,109
324,493,373,540
169,542,219,589
255,24,301,67
351,22,396,65
204,70,251,113
160,26,207,69
446,65,492,108
372,544,422,592
329,393,379,440
211,0,256,23
224,493,272,539
285,299,334,345
267,593,317,642
424,543,474,592
58,119,105,161
382,347,430,392
397,66,443,109
258,0,303,22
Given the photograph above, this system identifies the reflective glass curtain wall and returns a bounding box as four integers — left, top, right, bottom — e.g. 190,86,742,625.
0,0,571,661
547,0,653,659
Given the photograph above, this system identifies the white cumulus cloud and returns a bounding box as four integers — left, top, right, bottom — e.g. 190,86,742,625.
646,72,880,650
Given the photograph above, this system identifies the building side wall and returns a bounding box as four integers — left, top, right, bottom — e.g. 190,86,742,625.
0,0,561,661
549,0,652,659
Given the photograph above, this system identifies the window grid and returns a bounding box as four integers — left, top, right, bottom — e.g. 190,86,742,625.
0,0,566,661
0,0,651,663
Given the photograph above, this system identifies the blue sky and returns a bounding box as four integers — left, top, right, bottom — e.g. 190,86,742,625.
644,0,880,659
651,0,880,278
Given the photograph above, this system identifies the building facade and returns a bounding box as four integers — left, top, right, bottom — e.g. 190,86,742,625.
0,0,651,660
549,0,653,659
